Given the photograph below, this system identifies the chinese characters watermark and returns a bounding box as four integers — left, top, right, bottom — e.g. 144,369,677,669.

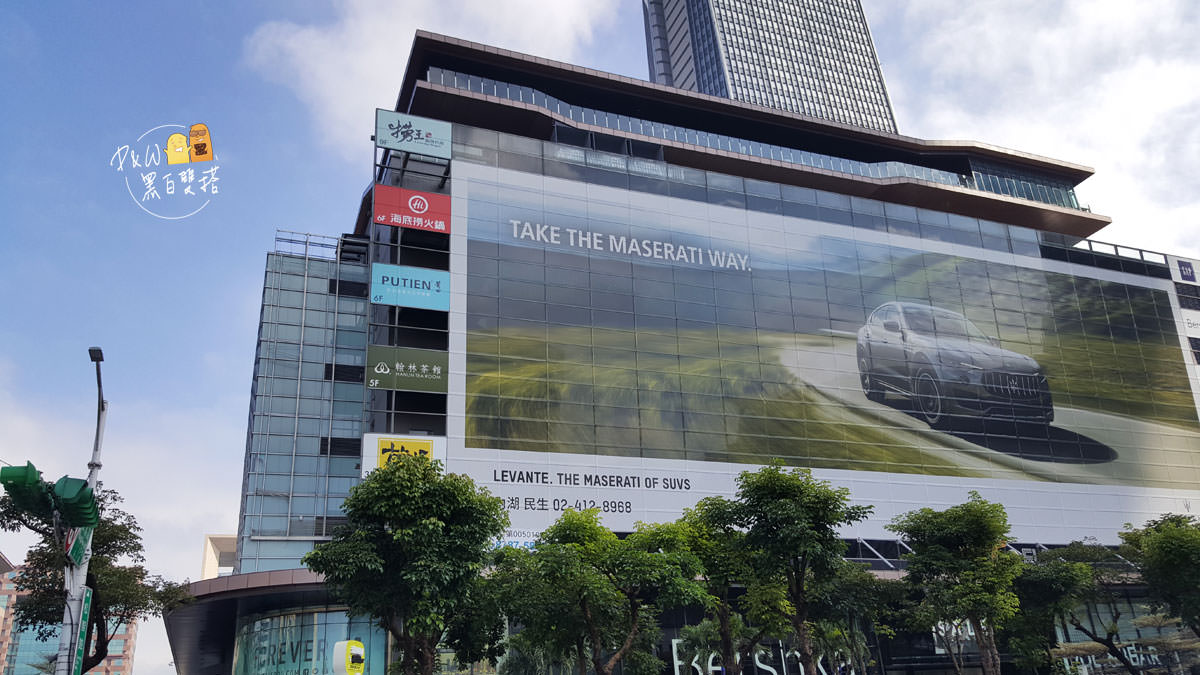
109,123,221,220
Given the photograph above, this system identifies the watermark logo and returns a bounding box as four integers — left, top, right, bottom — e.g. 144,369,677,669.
109,123,220,220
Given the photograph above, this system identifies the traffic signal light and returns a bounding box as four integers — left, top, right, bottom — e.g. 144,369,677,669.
0,462,55,520
53,477,99,528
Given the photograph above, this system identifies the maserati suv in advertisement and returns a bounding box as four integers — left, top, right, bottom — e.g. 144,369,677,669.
856,302,1054,428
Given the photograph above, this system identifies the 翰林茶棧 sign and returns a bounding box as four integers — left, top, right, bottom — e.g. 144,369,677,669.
366,344,449,393
373,185,451,234
370,263,449,311
375,110,451,159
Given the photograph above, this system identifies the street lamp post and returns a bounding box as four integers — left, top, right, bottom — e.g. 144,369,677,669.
54,347,107,675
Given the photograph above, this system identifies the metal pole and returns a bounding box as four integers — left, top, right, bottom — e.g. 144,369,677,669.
54,348,106,675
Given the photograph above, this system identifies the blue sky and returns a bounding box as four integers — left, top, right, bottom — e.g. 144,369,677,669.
1,2,1198,674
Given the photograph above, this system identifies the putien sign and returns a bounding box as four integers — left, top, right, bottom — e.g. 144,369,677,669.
369,263,449,311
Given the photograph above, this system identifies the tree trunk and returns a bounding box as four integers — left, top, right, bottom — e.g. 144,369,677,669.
968,617,1000,675
576,638,587,675
597,598,641,675
791,613,817,675
1066,614,1140,675
788,557,817,675
932,625,964,675
718,599,739,675
417,637,437,675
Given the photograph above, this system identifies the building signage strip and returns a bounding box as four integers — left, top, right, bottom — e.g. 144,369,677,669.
375,110,452,159
366,344,448,393
370,263,450,311
373,184,451,234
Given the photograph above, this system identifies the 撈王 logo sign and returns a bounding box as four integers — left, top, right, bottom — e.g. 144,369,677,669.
109,123,221,220
375,110,451,159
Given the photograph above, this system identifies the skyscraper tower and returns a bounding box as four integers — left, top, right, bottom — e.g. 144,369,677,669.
643,0,898,133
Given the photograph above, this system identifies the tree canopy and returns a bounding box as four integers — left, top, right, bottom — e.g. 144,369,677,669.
0,487,190,673
503,508,706,675
887,492,1020,675
678,495,789,675
302,455,509,675
1122,515,1200,640
734,464,873,675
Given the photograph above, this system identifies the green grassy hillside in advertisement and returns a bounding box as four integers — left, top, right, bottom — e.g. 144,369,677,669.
465,325,982,478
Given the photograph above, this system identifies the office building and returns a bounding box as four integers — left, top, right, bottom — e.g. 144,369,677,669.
165,31,1200,675
643,0,898,132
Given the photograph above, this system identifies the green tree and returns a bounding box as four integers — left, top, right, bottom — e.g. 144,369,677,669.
1004,556,1094,672
0,487,190,674
1034,541,1144,675
678,496,789,675
491,545,591,675
808,561,900,675
887,492,1022,675
302,456,509,675
1121,515,1200,640
734,464,872,675
512,508,705,675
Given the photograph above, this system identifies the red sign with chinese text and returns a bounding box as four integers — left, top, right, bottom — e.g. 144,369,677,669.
373,185,451,234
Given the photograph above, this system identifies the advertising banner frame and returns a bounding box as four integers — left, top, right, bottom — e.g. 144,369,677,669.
444,160,1200,547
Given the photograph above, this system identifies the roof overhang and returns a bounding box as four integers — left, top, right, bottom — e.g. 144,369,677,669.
164,570,331,675
404,80,1110,238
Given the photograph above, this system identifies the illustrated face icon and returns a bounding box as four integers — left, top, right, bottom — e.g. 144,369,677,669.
189,123,213,162
165,133,190,165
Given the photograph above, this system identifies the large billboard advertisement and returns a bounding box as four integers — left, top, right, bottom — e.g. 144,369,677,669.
446,162,1200,545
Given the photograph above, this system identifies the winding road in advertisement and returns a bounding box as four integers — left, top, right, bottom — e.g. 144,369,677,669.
776,333,1200,488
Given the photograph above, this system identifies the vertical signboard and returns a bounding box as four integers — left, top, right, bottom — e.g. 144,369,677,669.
373,185,451,233
366,345,449,392
375,110,452,159
369,264,450,311
72,587,93,675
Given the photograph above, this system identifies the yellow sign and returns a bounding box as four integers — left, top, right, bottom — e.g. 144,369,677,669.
332,640,365,675
378,437,433,466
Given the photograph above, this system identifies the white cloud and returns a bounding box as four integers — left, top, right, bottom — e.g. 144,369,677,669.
863,0,1200,259
0,361,243,675
244,0,621,163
